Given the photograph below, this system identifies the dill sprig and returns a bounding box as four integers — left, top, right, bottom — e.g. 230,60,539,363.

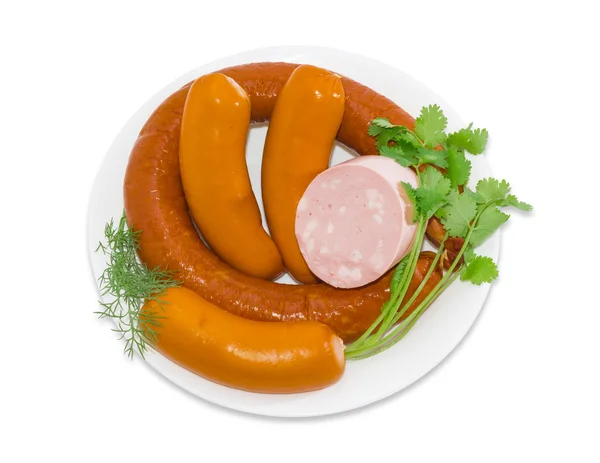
95,212,180,358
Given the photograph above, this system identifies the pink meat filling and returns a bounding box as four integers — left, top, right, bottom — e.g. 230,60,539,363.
295,156,418,289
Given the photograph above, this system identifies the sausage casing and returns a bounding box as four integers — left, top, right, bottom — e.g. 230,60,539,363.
143,287,345,393
179,73,283,279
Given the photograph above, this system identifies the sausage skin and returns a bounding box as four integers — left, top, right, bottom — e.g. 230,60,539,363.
142,287,345,393
262,65,345,284
179,73,284,280
124,62,420,343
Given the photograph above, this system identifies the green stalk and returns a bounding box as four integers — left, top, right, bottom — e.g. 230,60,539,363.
435,202,492,277
347,311,387,350
376,219,426,334
346,218,426,354
389,232,448,327
346,203,493,360
346,271,460,360
371,167,425,340
346,169,427,355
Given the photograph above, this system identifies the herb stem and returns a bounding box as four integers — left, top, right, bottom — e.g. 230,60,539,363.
346,271,460,360
346,220,427,354
389,232,448,326
347,206,492,359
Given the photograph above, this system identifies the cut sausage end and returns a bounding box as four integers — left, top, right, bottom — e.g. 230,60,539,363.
332,335,346,369
295,156,418,289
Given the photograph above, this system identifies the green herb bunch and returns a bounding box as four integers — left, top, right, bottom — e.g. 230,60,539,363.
96,213,180,358
345,106,532,359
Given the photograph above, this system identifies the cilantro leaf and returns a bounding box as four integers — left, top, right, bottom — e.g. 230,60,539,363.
416,147,448,168
460,255,498,285
368,124,387,137
416,190,448,219
380,144,418,167
369,117,396,131
470,207,510,247
463,187,484,205
368,118,407,152
476,178,511,203
463,245,475,263
374,126,403,151
447,124,489,154
415,166,451,218
395,139,420,159
501,194,533,211
440,190,477,237
397,132,422,148
434,208,446,219
437,188,458,220
445,187,460,205
401,181,418,222
414,104,447,148
446,146,472,187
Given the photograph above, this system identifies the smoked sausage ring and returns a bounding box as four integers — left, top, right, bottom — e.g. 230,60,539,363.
124,62,418,342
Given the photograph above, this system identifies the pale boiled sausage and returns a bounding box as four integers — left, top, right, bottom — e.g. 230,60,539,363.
296,156,418,288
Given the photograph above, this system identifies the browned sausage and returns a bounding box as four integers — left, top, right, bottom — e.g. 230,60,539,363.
124,62,425,343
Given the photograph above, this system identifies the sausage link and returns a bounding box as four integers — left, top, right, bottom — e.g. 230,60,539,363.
262,65,345,283
179,73,283,279
143,287,345,393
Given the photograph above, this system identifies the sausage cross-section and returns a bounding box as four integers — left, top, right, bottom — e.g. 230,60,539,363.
296,156,418,288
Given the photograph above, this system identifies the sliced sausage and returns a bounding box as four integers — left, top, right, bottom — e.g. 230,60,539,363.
296,156,418,288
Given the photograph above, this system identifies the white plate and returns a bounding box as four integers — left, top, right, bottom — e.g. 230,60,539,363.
87,46,498,417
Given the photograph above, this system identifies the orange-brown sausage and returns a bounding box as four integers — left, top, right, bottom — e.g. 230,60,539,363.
180,73,283,279
262,65,345,283
124,62,423,343
142,287,345,393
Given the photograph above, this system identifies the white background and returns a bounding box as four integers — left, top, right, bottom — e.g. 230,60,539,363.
1,0,598,462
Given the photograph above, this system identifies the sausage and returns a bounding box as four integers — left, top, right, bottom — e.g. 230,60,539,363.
295,156,418,288
142,287,345,393
124,62,425,343
262,65,345,283
179,73,283,279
